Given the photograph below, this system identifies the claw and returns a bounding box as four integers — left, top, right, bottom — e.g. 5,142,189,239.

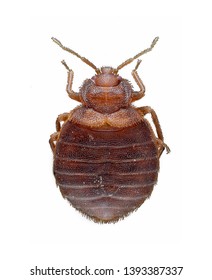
164,143,171,154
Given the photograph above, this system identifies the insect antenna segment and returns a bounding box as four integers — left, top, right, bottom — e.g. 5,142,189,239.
115,37,159,73
51,37,100,74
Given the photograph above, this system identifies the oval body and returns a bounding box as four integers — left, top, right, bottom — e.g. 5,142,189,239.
50,37,169,223
53,118,159,222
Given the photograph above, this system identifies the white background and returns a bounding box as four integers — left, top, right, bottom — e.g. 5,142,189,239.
1,1,212,279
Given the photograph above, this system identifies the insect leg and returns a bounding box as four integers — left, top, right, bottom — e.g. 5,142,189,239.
131,60,145,101
156,138,170,157
138,106,170,154
56,112,70,132
49,112,70,153
61,60,81,102
49,132,59,153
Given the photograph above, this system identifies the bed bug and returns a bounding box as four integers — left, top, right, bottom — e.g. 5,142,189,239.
49,37,170,223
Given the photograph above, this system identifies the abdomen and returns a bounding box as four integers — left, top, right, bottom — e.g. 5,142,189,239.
53,120,159,222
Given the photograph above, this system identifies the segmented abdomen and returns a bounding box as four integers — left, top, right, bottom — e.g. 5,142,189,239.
54,121,159,222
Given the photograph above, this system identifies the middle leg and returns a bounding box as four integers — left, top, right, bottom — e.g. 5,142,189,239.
138,106,170,155
56,112,70,132
49,132,59,153
49,112,70,153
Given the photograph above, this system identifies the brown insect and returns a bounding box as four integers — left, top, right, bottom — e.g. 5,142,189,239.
50,37,170,223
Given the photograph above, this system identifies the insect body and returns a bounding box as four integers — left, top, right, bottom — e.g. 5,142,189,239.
50,37,170,223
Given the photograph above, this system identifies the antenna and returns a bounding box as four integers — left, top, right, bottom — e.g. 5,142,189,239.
51,37,100,73
115,37,159,72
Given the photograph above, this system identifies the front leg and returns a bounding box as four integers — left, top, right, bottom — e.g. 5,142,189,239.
132,60,145,101
138,106,170,155
61,60,81,102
